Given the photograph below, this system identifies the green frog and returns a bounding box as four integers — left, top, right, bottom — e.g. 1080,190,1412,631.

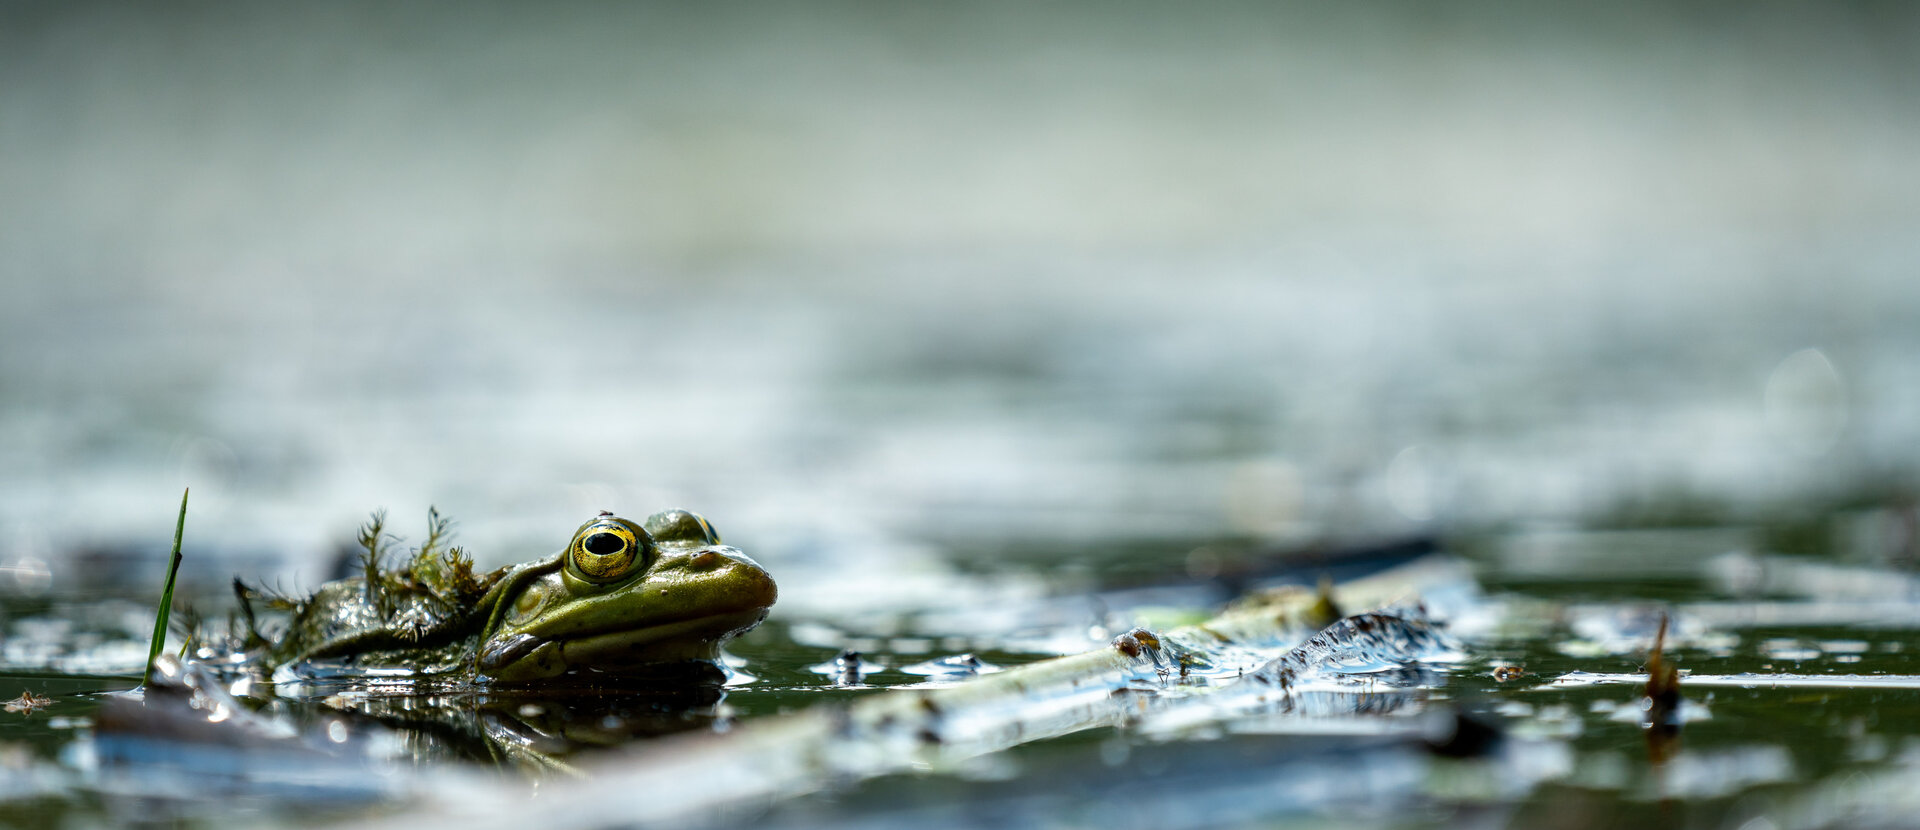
246,508,776,684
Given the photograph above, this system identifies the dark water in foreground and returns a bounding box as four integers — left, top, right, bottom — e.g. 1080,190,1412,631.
6,501,1920,829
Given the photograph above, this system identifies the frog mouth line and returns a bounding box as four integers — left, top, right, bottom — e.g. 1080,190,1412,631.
477,608,769,675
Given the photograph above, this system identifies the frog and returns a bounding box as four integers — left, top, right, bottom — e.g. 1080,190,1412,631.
242,508,776,685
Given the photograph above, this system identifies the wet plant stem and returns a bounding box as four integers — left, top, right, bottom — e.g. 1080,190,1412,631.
143,488,188,687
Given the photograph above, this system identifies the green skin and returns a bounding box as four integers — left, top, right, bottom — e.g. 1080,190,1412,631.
266,509,777,684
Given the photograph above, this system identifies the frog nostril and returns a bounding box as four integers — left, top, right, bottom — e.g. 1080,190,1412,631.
689,550,722,571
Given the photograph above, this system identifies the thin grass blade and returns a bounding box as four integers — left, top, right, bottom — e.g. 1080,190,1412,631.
143,487,189,687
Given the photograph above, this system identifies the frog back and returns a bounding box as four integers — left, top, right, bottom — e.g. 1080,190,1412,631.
267,557,559,675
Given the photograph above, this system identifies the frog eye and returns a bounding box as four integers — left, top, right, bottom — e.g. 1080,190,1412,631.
643,509,722,544
695,515,721,544
569,518,650,582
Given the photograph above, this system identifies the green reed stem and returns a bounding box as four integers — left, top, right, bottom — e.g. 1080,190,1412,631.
143,488,188,687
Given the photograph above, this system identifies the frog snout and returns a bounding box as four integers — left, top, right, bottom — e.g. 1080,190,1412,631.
720,550,777,604
734,563,778,610
663,546,777,610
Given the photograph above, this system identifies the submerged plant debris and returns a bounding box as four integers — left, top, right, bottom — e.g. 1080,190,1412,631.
5,690,52,715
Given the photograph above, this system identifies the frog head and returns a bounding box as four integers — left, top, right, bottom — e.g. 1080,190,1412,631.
475,509,777,683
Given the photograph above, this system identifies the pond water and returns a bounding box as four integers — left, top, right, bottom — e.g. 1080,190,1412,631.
5,245,1917,825
8,505,1920,829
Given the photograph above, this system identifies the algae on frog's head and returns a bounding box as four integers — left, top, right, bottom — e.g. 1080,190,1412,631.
242,507,776,684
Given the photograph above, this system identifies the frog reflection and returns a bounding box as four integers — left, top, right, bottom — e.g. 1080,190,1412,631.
104,655,730,783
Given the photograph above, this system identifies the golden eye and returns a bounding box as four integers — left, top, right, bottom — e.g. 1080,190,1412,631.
569,519,648,582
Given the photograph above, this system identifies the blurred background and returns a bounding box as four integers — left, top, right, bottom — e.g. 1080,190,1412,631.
2,1,1917,605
